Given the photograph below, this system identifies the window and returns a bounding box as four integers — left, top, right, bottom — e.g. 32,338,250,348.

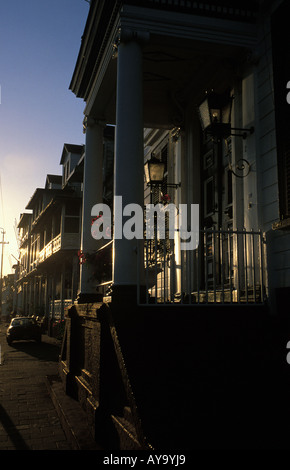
64,200,80,233
205,177,215,215
65,160,70,181
227,168,233,205
64,217,79,233
65,200,80,216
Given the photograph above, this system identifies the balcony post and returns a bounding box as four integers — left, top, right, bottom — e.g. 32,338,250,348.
78,119,105,303
113,33,146,301
60,261,65,320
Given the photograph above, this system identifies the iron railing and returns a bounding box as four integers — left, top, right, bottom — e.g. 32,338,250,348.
138,228,267,305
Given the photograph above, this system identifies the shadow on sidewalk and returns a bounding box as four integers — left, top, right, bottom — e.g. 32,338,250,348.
9,337,61,362
0,404,30,450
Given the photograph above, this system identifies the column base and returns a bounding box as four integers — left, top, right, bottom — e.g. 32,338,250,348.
76,292,103,304
108,284,147,305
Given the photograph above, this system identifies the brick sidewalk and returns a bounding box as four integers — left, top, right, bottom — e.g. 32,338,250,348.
0,325,73,450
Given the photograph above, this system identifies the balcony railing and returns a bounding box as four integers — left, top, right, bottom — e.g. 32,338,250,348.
38,233,80,265
38,234,62,263
138,228,267,305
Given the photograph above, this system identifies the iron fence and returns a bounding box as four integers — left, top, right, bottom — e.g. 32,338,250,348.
138,228,267,305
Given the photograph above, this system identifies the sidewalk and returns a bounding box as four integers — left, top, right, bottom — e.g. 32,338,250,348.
0,324,99,451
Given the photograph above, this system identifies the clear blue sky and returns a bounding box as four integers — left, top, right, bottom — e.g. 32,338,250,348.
0,0,90,275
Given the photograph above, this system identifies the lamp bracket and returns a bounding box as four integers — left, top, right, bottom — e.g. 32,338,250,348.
147,182,181,189
230,126,254,139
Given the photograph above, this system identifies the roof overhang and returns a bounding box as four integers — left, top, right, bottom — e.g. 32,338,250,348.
60,143,85,165
17,212,33,229
70,1,259,128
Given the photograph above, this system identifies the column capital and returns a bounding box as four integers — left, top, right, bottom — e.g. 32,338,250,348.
83,116,106,134
113,27,150,58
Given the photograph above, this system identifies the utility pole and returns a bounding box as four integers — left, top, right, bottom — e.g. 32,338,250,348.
0,228,9,318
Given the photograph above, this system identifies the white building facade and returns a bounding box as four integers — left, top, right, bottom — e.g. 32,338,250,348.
68,0,290,313
55,0,290,451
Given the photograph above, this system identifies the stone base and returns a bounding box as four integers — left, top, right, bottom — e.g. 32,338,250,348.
110,284,147,305
46,374,101,450
76,292,103,304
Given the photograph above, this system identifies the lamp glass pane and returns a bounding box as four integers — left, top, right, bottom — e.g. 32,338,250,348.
198,99,211,130
149,162,165,183
211,108,221,123
144,162,150,185
222,100,232,124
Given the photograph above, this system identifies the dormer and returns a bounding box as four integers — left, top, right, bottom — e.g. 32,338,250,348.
60,143,85,188
45,174,62,190
17,212,33,247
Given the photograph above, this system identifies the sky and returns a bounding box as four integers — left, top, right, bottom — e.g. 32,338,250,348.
0,0,90,275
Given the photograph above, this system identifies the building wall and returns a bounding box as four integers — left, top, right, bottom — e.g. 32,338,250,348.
256,14,279,230
256,7,290,306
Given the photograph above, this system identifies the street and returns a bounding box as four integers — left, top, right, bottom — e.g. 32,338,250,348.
0,323,72,450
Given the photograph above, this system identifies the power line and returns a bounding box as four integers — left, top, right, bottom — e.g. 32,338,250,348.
0,229,9,315
0,172,5,228
14,218,21,251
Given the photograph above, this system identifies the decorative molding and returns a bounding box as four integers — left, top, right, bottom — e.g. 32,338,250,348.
113,27,150,58
272,218,290,231
120,5,257,49
83,116,106,134
123,1,259,23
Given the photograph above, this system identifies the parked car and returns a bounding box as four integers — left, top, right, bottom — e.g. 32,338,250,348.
6,317,42,346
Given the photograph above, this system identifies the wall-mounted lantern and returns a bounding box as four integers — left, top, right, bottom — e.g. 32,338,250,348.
144,156,180,188
144,157,166,186
198,90,254,140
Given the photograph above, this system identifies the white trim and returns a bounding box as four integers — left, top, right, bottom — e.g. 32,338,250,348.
120,5,257,48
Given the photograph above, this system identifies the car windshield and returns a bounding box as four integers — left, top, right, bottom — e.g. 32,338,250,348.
11,318,35,327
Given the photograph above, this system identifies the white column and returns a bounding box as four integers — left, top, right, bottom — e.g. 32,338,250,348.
79,119,104,299
113,37,144,287
60,262,65,320
44,275,49,320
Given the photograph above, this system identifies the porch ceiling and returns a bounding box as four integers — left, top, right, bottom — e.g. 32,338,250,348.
88,36,248,129
79,3,257,129
143,37,244,128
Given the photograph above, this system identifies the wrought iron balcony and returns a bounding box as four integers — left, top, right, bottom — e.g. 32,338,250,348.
138,228,266,305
